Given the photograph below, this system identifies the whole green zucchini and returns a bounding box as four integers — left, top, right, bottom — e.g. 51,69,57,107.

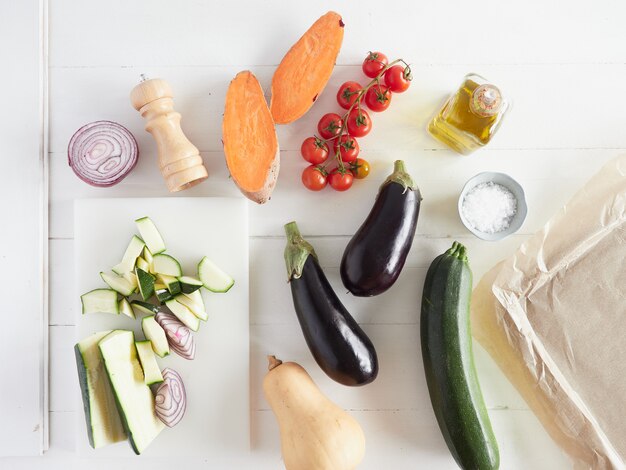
421,241,499,470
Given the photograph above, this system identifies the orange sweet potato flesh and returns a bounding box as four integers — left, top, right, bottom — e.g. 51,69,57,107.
223,71,280,204
270,11,344,124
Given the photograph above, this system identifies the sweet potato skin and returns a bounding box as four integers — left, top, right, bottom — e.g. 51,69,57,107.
240,146,279,204
270,11,344,124
223,71,280,204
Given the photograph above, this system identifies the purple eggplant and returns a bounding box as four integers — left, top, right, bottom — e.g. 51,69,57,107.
341,160,421,297
284,221,378,386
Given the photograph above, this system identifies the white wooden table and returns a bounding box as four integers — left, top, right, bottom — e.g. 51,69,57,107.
5,0,626,468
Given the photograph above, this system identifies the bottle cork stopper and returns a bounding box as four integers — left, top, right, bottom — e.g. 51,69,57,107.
470,84,503,117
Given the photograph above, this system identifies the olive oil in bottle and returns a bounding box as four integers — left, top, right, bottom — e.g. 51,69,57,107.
428,74,509,155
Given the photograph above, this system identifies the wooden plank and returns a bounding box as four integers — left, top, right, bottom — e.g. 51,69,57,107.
48,64,626,154
249,323,529,413
49,239,73,326
49,147,618,239
49,327,75,414
49,0,626,67
5,408,570,469
0,0,47,456
251,408,572,470
249,234,528,326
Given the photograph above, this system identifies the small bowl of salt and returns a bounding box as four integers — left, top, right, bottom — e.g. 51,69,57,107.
458,172,527,241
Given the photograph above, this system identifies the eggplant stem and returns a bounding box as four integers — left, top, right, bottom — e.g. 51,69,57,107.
267,355,283,371
284,221,317,280
381,160,418,193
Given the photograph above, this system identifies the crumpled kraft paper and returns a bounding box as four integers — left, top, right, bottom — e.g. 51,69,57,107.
471,155,626,470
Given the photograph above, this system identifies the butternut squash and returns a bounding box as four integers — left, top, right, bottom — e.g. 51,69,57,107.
263,356,366,470
223,70,279,204
270,11,345,124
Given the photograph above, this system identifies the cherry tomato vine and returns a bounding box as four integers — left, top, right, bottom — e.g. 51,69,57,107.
300,51,412,192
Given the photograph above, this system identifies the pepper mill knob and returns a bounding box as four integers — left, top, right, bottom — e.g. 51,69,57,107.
130,77,208,192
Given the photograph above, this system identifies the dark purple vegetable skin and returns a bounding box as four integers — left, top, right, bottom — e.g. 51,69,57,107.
285,222,378,386
341,160,421,297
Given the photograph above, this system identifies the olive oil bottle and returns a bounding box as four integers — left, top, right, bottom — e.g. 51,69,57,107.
428,74,509,155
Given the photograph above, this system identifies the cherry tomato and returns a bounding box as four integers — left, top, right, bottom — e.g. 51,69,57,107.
350,158,370,179
335,134,359,163
317,113,343,139
362,51,388,78
300,137,329,165
328,168,354,191
384,65,412,93
301,165,327,191
346,108,372,137
337,81,363,110
365,84,392,112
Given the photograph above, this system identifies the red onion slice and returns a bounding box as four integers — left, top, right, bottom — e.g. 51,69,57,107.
154,368,186,427
155,311,196,360
68,120,138,187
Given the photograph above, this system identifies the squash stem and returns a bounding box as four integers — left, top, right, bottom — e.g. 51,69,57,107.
284,221,317,280
457,245,468,262
382,160,418,193
267,355,283,371
446,241,458,256
447,241,468,262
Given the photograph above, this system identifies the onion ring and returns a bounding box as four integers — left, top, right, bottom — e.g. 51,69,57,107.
68,120,138,187
154,368,187,427
155,311,196,360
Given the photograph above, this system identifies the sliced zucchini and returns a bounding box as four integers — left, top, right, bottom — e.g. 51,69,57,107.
98,330,165,455
135,341,164,385
157,274,181,295
165,299,200,332
198,256,234,293
119,298,135,319
183,289,205,309
135,257,150,273
100,272,137,297
112,235,146,275
175,294,208,321
135,217,166,255
136,267,156,301
81,289,119,315
130,300,159,317
177,276,203,294
142,246,154,273
75,330,127,449
141,315,170,357
122,271,138,290
156,288,174,303
152,254,182,277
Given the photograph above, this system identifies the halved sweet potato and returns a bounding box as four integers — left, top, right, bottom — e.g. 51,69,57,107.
270,11,344,124
223,71,279,204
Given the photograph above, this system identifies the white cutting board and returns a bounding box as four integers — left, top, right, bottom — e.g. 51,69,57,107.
74,197,249,457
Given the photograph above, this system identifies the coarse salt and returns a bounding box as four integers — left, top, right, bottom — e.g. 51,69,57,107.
461,182,517,233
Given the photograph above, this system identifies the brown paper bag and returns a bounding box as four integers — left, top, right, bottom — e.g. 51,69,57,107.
471,155,626,469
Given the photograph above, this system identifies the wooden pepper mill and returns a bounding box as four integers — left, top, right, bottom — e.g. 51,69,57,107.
130,76,208,192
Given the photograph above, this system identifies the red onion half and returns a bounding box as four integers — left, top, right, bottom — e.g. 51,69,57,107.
154,368,186,427
155,311,196,360
68,120,138,187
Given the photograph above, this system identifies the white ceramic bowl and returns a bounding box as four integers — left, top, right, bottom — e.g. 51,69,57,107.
457,172,527,241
